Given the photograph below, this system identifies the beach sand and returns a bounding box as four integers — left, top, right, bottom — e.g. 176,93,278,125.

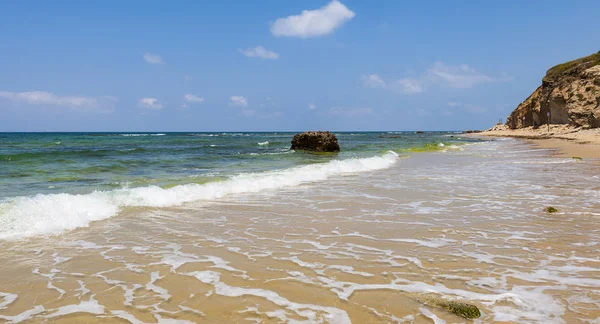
472,125,600,160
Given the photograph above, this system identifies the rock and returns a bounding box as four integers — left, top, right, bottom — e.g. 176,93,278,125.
488,124,509,131
290,131,340,152
507,51,600,129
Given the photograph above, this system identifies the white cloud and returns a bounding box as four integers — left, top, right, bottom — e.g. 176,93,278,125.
392,78,423,94
308,103,317,110
363,62,511,94
361,74,387,89
361,74,423,94
228,96,255,116
270,0,355,38
138,98,164,110
229,96,248,107
240,46,279,60
427,62,505,88
327,107,373,117
184,93,205,103
143,53,163,64
0,91,116,112
0,91,96,107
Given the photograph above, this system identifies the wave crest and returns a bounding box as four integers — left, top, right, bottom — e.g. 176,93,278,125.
0,152,399,240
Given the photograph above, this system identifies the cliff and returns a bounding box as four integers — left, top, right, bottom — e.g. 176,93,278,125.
506,51,600,129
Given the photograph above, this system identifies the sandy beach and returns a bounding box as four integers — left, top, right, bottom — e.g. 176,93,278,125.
472,125,600,160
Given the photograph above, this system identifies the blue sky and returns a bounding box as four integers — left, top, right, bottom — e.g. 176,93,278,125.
0,0,599,131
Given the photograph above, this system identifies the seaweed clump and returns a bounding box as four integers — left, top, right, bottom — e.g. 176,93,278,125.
545,206,559,213
417,294,481,319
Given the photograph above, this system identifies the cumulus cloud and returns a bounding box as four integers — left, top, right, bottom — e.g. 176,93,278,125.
229,96,248,107
327,107,373,117
228,96,255,116
0,91,117,112
308,103,317,110
184,93,205,103
143,53,163,64
270,0,355,38
362,62,511,94
240,46,280,60
138,98,164,110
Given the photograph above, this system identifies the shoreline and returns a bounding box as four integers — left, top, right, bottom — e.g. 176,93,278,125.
468,125,600,160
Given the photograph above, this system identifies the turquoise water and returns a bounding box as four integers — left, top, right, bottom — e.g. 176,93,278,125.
0,132,480,199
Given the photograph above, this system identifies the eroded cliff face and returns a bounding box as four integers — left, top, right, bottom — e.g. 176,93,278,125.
506,52,600,129
506,87,541,129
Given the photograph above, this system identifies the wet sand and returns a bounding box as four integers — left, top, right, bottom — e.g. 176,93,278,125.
1,139,599,323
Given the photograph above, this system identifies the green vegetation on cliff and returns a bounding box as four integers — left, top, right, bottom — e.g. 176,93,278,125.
545,51,600,81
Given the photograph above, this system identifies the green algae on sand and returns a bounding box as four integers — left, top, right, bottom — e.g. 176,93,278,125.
415,294,481,319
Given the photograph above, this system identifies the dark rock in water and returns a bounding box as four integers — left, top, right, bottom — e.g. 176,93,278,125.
291,131,340,152
416,131,425,134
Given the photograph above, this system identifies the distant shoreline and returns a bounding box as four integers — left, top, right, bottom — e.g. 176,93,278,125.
468,125,600,160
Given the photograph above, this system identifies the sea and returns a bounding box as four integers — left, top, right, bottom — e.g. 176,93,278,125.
0,132,599,323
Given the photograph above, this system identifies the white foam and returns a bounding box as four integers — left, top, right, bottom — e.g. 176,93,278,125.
0,152,399,240
153,314,196,324
189,271,351,323
46,297,105,318
146,272,171,301
419,307,446,324
0,305,45,323
258,141,269,146
110,310,146,324
0,292,17,310
388,238,454,248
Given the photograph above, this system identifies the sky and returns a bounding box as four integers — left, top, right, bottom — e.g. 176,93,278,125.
1,0,599,132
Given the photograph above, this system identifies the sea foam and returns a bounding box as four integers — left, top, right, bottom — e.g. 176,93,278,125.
0,151,399,240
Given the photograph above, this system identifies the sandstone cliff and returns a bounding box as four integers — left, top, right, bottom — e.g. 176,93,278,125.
506,51,600,129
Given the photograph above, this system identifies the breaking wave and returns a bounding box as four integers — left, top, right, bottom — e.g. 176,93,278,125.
0,151,399,240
